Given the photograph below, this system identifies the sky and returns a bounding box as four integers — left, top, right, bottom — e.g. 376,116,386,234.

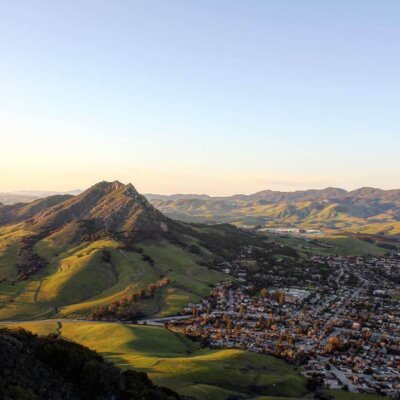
1,0,399,195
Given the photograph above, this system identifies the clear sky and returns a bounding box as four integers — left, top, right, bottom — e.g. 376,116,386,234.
1,1,399,195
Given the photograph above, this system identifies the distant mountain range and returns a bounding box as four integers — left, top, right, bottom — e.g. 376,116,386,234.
2,185,400,236
147,187,400,235
0,189,81,205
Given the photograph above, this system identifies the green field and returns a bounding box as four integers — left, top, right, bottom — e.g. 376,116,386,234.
323,390,386,400
1,320,308,400
252,394,386,400
269,234,389,258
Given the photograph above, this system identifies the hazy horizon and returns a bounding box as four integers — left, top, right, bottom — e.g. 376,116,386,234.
1,1,399,195
2,180,400,198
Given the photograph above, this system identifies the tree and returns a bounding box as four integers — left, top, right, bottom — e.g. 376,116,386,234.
325,336,341,353
101,249,112,263
189,244,201,254
277,289,286,305
226,318,232,334
147,284,156,298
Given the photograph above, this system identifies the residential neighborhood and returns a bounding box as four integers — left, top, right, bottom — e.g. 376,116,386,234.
170,252,400,398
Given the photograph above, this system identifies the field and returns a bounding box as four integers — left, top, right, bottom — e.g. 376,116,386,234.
268,234,389,258
252,395,385,400
1,320,308,400
323,390,387,400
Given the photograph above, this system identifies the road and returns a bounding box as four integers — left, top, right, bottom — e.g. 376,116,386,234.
0,315,191,327
329,362,357,393
227,289,234,312
136,315,191,326
317,356,357,393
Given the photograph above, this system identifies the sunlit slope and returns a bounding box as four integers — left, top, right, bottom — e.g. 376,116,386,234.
271,234,388,258
150,189,400,234
0,224,31,280
176,200,397,231
0,224,50,320
0,233,226,320
2,321,308,400
57,240,226,318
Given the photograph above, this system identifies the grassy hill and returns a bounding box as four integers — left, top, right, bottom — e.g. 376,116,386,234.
1,320,309,400
0,326,182,400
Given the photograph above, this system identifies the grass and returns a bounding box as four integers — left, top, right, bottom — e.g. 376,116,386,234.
58,240,227,318
324,390,387,400
179,384,246,399
0,224,32,280
0,228,228,321
252,393,387,400
269,234,388,257
321,236,387,257
1,320,309,400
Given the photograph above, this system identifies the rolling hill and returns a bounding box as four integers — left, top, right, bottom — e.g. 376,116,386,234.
0,326,182,400
0,181,272,322
147,187,400,235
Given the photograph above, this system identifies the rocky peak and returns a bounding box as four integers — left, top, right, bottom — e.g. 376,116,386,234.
32,181,170,238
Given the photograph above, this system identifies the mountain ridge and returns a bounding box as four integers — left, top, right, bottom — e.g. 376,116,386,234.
146,187,400,234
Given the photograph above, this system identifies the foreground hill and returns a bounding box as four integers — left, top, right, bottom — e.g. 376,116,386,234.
148,187,400,235
2,321,309,400
0,327,181,400
0,181,277,321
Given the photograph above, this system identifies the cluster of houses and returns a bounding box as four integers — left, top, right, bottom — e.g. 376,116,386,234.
172,252,400,398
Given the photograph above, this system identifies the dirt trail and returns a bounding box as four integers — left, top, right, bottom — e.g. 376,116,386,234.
34,280,43,303
56,321,62,336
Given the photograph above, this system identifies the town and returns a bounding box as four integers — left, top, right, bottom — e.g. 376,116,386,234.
169,251,400,398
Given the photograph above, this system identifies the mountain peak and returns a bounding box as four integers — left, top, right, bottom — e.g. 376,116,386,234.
32,181,170,238
90,181,142,199
91,180,128,191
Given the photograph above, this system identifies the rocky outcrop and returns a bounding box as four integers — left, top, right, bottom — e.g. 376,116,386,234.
31,181,172,239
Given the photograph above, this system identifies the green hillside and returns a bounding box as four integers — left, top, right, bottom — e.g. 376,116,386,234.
1,321,309,400
270,234,389,257
0,223,231,321
0,326,182,400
